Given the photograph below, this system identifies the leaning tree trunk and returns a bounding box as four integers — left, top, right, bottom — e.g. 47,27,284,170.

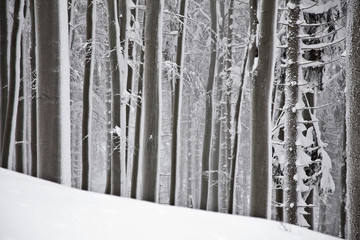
200,0,217,210
346,1,360,239
0,0,9,164
249,0,277,219
169,0,187,206
138,0,163,202
81,0,97,191
35,0,71,184
1,0,25,169
107,0,122,196
283,0,300,225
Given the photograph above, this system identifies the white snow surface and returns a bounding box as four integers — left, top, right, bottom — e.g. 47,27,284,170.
0,168,339,240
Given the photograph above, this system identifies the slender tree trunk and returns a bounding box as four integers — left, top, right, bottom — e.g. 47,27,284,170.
346,1,360,238
131,6,146,199
138,0,163,202
107,0,122,196
224,0,234,198
35,0,71,184
118,0,129,197
283,0,300,225
200,0,217,210
340,110,346,239
105,61,112,194
82,0,97,191
228,47,247,214
2,0,25,169
303,93,314,229
169,0,187,206
0,0,9,165
29,0,37,177
15,34,26,173
249,0,277,219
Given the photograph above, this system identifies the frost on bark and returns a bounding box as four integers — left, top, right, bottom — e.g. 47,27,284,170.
200,0,217,211
138,0,163,202
35,0,71,184
1,0,25,169
82,0,97,191
283,0,300,225
249,0,277,219
169,0,187,206
346,0,360,239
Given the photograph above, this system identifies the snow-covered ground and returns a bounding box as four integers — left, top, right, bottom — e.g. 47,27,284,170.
0,168,339,240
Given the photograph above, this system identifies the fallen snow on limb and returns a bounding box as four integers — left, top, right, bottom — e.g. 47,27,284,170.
0,168,339,240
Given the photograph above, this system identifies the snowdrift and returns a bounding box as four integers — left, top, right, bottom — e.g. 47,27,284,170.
0,168,339,240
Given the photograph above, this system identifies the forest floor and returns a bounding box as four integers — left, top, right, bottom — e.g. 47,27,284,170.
0,168,339,240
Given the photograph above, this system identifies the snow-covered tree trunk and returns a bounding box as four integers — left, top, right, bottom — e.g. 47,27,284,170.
138,0,163,202
107,0,122,196
82,0,97,190
283,0,300,225
169,0,187,206
118,0,129,197
0,0,9,164
249,0,277,219
1,0,25,169
35,0,71,184
346,0,360,238
200,0,217,210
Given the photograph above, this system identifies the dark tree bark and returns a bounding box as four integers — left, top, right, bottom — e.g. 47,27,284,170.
284,0,300,224
249,0,277,219
2,0,25,169
29,0,37,177
107,0,122,196
200,0,217,210
138,0,163,202
346,0,360,238
0,0,9,165
35,0,71,184
15,34,26,174
82,0,97,191
169,0,187,206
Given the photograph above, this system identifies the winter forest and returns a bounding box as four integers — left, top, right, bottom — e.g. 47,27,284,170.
1,0,360,239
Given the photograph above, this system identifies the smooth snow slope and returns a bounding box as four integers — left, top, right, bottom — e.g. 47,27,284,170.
0,168,339,240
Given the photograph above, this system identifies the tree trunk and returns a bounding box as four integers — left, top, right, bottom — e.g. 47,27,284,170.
131,5,146,199
138,0,163,202
346,1,360,238
340,110,346,239
169,0,187,206
0,0,9,165
15,34,26,173
228,47,247,214
249,0,277,219
283,0,300,225
118,0,129,197
107,0,122,196
29,0,37,177
35,0,71,185
1,0,25,169
81,0,97,191
200,0,217,210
